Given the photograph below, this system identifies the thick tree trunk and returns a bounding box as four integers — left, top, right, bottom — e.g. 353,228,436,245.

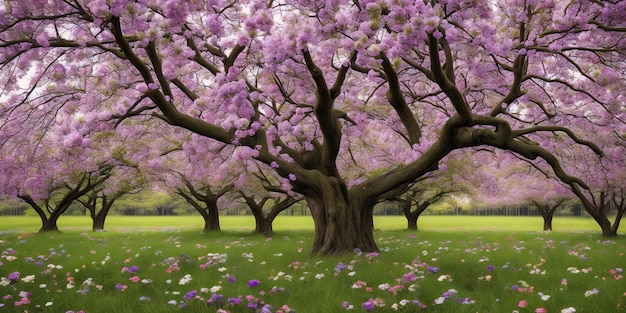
92,215,106,231
40,208,64,232
254,217,274,237
203,203,221,232
306,178,378,255
542,215,553,231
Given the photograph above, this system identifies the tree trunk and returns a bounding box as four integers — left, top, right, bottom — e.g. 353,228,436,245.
254,217,274,237
542,214,553,231
18,195,49,230
92,215,106,231
203,202,221,232
591,210,616,236
401,202,418,230
406,214,418,230
40,207,65,232
306,177,378,255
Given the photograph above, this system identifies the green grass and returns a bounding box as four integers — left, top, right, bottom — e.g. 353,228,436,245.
0,216,623,312
0,215,601,233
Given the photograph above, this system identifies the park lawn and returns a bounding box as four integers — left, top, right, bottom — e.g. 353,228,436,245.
0,215,601,233
0,216,623,312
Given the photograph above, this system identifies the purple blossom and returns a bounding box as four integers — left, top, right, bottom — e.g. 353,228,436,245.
487,265,495,271
247,279,260,287
363,300,375,311
335,262,346,272
228,297,242,305
403,272,417,282
427,266,440,273
184,290,197,301
8,272,19,281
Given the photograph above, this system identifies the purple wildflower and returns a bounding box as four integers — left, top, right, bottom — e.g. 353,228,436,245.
184,290,197,301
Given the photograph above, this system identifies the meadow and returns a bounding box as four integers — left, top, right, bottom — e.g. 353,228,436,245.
0,215,624,313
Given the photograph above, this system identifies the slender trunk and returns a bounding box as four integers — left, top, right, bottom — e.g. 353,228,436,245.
611,215,622,235
92,199,114,231
401,202,417,230
406,215,418,230
18,195,49,229
610,201,625,235
592,210,616,236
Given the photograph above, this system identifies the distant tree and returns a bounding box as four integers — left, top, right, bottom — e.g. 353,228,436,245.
19,165,112,232
78,168,144,231
175,178,234,232
531,198,566,231
241,192,300,236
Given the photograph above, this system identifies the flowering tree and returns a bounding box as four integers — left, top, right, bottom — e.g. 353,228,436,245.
77,165,145,231
1,0,625,254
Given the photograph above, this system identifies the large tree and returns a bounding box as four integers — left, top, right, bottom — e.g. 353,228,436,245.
1,1,625,254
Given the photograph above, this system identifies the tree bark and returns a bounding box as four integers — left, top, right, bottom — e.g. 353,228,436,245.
542,215,553,231
306,176,378,255
254,217,274,236
40,205,68,232
406,214,418,230
204,202,221,232
403,201,430,231
92,197,116,231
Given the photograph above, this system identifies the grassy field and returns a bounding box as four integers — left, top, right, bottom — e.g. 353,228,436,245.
0,215,623,312
0,214,602,233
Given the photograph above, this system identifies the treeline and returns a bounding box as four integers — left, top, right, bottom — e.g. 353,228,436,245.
1,198,612,217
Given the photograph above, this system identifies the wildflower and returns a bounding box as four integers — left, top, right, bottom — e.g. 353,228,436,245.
8,272,19,283
248,279,260,287
487,265,495,271
115,283,127,291
518,300,528,308
179,274,192,285
403,272,417,282
363,300,375,311
342,301,354,310
335,262,346,272
561,307,576,313
535,308,547,313
427,266,440,273
129,276,139,283
434,297,445,304
538,292,550,301
183,290,197,301
584,288,600,297
366,252,379,259
21,275,35,283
